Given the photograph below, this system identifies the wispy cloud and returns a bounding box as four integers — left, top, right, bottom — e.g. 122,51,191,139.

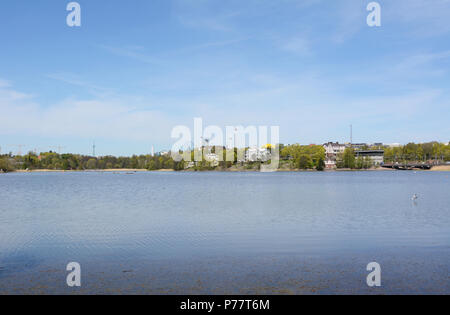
180,38,249,52
97,44,162,65
46,73,114,96
97,37,249,66
178,11,241,32
0,80,32,102
0,79,11,88
173,0,242,33
388,0,450,37
0,81,176,144
397,50,450,66
329,0,366,44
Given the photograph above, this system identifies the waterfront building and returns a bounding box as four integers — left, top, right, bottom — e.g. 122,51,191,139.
355,150,384,165
245,148,270,162
323,142,347,169
205,153,219,166
352,143,368,150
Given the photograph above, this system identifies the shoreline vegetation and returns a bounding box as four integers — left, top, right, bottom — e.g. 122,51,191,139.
1,141,449,173
6,165,450,173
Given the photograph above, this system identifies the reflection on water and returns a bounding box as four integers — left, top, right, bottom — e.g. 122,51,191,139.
0,171,449,294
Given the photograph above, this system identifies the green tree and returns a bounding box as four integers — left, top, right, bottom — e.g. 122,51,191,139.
316,156,325,171
147,160,157,170
0,157,15,172
297,154,312,169
86,158,97,169
417,146,424,162
164,159,174,170
342,148,356,169
355,156,371,169
282,144,325,170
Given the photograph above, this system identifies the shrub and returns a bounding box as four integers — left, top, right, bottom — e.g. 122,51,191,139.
0,157,15,172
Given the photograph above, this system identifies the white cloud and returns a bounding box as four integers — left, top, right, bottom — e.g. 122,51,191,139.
0,82,176,143
0,79,11,88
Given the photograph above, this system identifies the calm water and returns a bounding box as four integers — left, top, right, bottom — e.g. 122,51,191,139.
0,171,449,294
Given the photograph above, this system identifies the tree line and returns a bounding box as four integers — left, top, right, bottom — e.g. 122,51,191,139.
336,148,373,169
1,142,449,173
383,142,450,163
336,141,450,170
0,152,184,172
280,144,326,170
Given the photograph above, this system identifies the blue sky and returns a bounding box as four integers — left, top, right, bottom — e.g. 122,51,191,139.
0,0,449,156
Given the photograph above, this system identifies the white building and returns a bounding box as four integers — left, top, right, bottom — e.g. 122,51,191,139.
245,148,270,162
355,150,385,165
205,153,219,167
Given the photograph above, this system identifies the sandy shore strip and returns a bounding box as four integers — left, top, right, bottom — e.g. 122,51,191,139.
430,165,450,171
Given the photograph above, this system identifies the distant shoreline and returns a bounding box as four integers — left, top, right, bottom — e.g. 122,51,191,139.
3,165,450,173
11,169,172,173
